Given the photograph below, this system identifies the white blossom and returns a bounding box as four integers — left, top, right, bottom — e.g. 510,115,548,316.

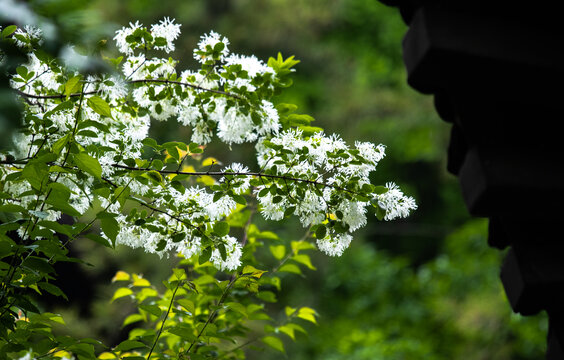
150,17,181,53
377,182,418,220
0,18,417,272
194,31,230,63
317,233,352,257
210,236,242,271
177,235,202,260
114,21,143,55
225,54,273,78
338,199,367,232
222,163,251,194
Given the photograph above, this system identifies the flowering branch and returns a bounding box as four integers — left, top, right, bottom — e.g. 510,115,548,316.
0,19,417,360
14,77,241,100
110,163,354,193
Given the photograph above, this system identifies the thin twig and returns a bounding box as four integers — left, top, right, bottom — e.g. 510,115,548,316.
146,280,183,359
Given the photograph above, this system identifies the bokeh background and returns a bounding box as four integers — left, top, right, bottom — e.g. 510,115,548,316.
3,0,548,358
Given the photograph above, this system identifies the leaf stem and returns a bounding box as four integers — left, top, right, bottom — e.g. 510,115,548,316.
146,279,183,359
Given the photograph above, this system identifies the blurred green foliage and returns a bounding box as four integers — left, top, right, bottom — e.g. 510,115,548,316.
4,0,547,358
273,220,547,359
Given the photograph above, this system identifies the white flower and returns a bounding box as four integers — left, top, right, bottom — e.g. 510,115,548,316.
177,235,202,259
150,97,176,121
356,142,386,165
215,105,256,144
191,121,213,144
222,163,251,194
122,54,146,79
13,25,43,48
17,53,58,91
258,100,280,136
99,76,128,104
194,31,230,63
132,86,151,107
316,233,352,257
120,112,150,141
295,190,327,227
150,17,181,53
180,69,219,92
256,189,286,221
376,182,418,220
337,199,367,232
114,21,143,55
205,195,236,221
210,235,242,271
224,54,274,78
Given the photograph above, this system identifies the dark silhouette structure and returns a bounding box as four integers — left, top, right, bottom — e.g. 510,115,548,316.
376,1,564,358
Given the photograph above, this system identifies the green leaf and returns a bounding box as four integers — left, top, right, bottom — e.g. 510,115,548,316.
291,240,317,253
77,119,110,132
242,265,267,279
257,290,277,303
297,307,318,324
232,194,247,206
113,186,130,208
100,217,119,246
16,66,28,79
278,323,306,341
37,220,74,236
68,343,95,359
142,137,159,149
278,263,302,275
154,36,167,47
85,233,112,248
188,142,203,153
87,95,113,119
287,113,315,126
373,185,389,195
176,298,194,313
172,267,186,280
298,125,323,136
276,103,298,115
52,134,70,155
139,304,162,317
292,254,316,270
64,75,82,98
269,245,286,260
22,160,49,190
38,282,68,300
111,287,133,302
0,204,26,213
2,25,17,38
226,301,247,317
261,336,285,353
123,313,144,327
73,152,102,179
143,170,163,184
199,246,212,264
114,340,147,352
167,324,196,341
213,221,230,237
22,256,55,274
45,100,74,118
315,224,327,239
375,205,386,221
45,196,81,217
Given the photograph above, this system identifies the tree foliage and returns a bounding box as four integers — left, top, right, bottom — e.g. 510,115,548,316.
0,14,417,359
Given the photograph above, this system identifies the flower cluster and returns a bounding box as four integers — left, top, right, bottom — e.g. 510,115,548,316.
255,129,416,256
0,19,416,273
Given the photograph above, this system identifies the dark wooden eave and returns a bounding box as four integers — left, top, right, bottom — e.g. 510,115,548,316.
376,2,564,358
